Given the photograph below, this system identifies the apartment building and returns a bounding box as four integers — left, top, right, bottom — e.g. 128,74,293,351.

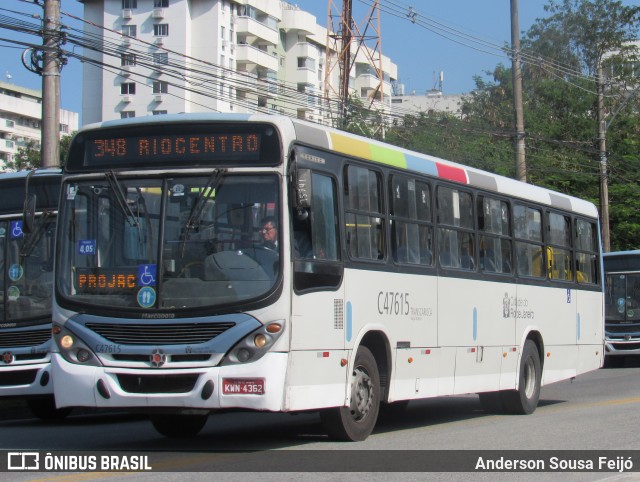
80,0,398,125
0,81,79,169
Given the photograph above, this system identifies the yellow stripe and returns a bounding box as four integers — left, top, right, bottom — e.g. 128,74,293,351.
330,132,371,160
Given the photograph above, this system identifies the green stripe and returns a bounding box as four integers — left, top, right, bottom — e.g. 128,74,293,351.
370,145,407,168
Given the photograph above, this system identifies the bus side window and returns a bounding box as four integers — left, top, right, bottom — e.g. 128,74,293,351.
575,219,599,285
293,172,339,261
514,204,545,279
344,165,384,261
547,212,572,281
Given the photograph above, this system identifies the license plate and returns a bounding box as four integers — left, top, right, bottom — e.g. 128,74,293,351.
222,378,265,395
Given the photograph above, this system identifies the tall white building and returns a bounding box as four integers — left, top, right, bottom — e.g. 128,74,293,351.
79,0,398,125
0,81,79,169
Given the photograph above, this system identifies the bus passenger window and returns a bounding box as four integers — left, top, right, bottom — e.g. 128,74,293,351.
345,165,384,261
293,172,339,261
514,204,545,279
575,219,598,284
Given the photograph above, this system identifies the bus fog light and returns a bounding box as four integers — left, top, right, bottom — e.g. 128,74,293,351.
254,334,267,348
61,335,74,349
77,349,91,363
237,348,252,362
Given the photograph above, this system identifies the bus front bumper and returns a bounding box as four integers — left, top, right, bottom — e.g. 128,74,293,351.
0,362,54,397
52,353,288,412
605,336,640,356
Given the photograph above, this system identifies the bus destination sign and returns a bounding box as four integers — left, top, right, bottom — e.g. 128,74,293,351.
88,133,260,163
66,122,282,171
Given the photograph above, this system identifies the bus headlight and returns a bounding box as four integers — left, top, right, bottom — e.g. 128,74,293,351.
53,324,102,367
221,321,284,365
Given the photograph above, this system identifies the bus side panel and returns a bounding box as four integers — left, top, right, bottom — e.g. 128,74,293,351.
540,345,578,386
516,285,576,346
438,277,516,349
576,289,605,374
287,278,348,411
392,347,440,400
343,269,440,399
284,349,349,411
453,346,503,394
291,290,345,351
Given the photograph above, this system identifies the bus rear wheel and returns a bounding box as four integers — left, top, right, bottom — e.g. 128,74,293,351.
320,346,380,441
150,413,208,438
501,340,541,414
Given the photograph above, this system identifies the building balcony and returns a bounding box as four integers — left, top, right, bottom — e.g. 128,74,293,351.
235,16,279,46
281,8,316,35
236,43,278,72
293,68,318,86
295,42,319,59
355,73,382,91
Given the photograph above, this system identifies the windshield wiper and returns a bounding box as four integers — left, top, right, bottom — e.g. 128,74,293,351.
20,209,53,258
105,170,138,227
180,169,226,257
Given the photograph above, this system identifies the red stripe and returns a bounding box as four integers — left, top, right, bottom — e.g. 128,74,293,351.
436,163,467,184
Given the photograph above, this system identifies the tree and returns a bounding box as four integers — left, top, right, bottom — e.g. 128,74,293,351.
524,0,640,250
5,139,41,171
388,0,640,250
4,134,73,171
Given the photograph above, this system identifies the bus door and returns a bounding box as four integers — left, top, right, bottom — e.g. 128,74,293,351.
287,160,346,411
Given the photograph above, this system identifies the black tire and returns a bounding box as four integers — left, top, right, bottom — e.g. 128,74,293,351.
478,391,506,414
320,346,380,441
501,339,541,415
26,396,73,421
150,413,208,438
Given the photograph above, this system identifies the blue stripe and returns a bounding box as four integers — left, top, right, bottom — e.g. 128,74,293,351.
405,154,439,177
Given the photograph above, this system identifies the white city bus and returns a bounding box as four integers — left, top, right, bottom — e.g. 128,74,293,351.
603,250,640,365
0,169,69,419
52,114,603,440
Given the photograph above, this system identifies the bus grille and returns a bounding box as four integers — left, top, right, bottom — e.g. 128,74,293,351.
605,323,640,335
0,369,38,387
85,322,235,345
0,329,51,348
117,373,199,394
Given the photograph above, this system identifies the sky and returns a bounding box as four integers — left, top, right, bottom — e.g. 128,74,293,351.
0,0,561,126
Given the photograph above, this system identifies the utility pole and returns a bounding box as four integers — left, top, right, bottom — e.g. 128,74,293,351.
325,0,384,130
510,0,526,183
596,63,610,252
41,0,61,167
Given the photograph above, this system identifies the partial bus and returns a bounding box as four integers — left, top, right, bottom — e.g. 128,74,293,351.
603,250,640,366
0,169,69,419
52,114,603,440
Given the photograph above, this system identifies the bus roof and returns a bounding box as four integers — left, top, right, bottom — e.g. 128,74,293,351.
74,113,598,219
0,168,62,181
603,250,640,258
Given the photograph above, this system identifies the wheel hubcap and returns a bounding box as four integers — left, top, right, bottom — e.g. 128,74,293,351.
523,357,536,398
350,366,373,422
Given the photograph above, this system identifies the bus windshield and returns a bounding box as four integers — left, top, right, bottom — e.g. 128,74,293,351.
0,216,56,324
56,173,280,311
605,272,640,324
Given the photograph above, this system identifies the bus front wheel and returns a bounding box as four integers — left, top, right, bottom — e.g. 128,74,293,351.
501,340,541,414
150,413,208,438
320,346,380,441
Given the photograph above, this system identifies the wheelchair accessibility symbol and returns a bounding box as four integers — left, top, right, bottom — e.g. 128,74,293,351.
10,221,24,239
137,286,156,308
138,264,157,286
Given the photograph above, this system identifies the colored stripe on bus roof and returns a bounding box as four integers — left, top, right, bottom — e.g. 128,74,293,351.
436,162,468,184
330,132,469,183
